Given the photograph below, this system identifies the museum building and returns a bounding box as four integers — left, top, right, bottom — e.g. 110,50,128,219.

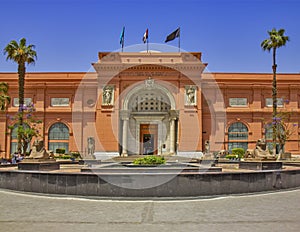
0,51,300,159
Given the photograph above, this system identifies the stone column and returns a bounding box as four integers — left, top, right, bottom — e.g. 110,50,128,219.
122,119,128,157
169,110,179,155
120,110,130,157
169,119,175,155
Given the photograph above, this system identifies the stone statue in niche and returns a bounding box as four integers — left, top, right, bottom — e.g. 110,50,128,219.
102,86,114,105
185,86,197,105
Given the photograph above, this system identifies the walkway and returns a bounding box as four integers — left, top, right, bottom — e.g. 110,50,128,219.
0,188,299,232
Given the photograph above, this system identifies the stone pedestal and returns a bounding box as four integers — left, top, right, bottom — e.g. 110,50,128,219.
239,161,282,170
281,152,292,160
18,159,60,171
78,159,102,166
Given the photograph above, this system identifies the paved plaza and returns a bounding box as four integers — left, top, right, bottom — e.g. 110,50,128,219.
0,188,299,232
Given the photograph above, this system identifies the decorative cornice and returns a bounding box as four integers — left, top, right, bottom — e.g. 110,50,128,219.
120,71,180,77
93,52,207,79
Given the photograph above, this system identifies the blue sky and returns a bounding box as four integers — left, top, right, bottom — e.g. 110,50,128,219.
0,0,299,73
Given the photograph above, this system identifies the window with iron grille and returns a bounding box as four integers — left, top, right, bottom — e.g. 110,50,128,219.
228,122,248,152
48,122,69,153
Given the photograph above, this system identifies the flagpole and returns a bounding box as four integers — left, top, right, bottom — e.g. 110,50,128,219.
178,27,181,52
147,29,149,53
147,38,149,53
143,29,149,53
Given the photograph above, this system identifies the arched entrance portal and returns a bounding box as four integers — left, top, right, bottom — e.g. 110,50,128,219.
120,79,178,156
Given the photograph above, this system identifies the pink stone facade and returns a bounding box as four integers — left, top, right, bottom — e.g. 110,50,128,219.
1,52,300,158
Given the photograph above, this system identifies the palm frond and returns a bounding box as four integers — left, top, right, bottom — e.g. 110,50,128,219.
4,38,37,65
261,28,289,51
0,82,11,111
0,82,9,93
20,38,27,47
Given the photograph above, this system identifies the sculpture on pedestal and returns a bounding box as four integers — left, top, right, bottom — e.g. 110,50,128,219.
204,140,210,154
27,140,52,159
245,138,276,160
87,137,95,156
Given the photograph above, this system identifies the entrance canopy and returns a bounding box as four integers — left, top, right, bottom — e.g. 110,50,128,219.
120,79,178,156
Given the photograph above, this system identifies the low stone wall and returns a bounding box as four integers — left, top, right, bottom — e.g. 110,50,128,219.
0,169,300,197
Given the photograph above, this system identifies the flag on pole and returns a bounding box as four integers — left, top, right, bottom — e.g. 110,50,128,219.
120,26,125,51
165,27,180,43
143,28,148,43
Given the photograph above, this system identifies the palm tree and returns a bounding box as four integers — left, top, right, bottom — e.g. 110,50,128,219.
261,28,289,154
0,82,11,111
4,38,37,154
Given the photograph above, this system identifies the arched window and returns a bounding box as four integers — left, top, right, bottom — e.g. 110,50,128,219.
10,123,30,154
265,123,285,151
265,125,273,150
48,122,69,153
228,122,248,152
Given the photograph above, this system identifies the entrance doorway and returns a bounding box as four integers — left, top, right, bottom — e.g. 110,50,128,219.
140,124,158,155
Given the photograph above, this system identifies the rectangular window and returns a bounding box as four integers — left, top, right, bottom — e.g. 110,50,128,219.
51,98,70,106
229,98,247,107
13,98,32,107
265,98,283,107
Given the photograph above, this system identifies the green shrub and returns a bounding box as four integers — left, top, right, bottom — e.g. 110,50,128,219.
60,154,72,159
225,154,238,159
232,148,245,159
53,154,72,159
70,151,81,159
133,155,166,165
56,148,66,154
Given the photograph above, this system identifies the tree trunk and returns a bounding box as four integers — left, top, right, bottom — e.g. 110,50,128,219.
272,48,277,155
277,143,284,161
22,139,29,156
17,63,26,154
